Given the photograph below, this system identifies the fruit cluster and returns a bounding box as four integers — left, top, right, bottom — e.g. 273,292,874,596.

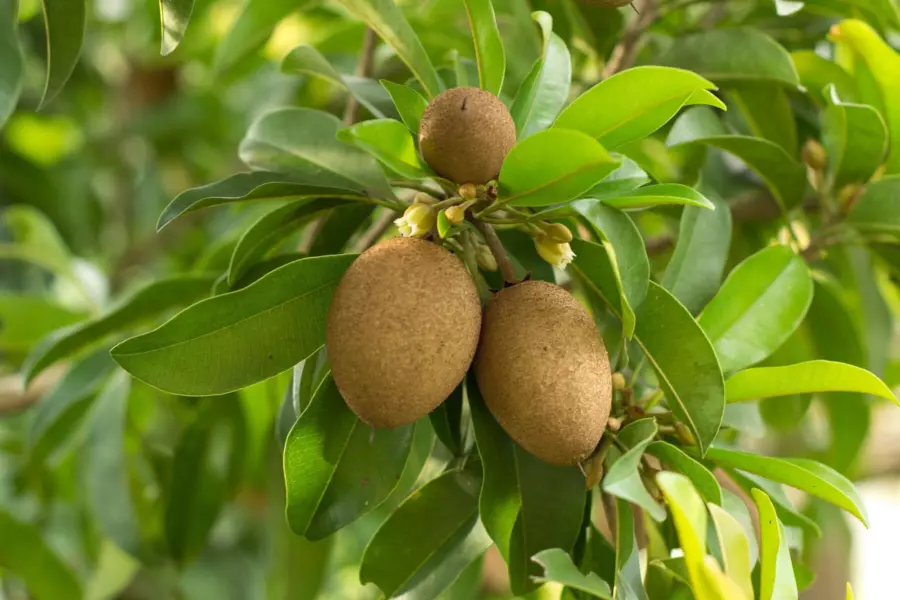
324,87,613,466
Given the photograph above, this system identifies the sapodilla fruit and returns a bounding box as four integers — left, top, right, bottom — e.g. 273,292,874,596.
326,237,481,428
475,280,612,465
418,87,516,185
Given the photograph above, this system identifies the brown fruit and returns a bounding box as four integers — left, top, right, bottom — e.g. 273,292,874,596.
418,87,516,185
475,280,612,465
326,237,481,428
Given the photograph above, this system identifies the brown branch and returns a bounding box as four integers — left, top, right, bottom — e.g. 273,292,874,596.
601,0,657,78
353,209,397,252
343,28,378,126
470,218,519,285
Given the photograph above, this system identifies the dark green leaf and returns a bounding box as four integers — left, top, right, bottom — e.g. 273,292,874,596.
571,238,637,337
39,0,86,108
25,274,214,384
0,508,82,600
284,375,415,539
0,0,23,127
699,245,813,373
381,80,428,133
308,204,375,256
603,419,665,521
333,0,444,98
0,295,84,353
585,158,650,199
497,229,556,283
112,254,355,396
429,382,466,456
532,548,612,598
751,489,797,600
553,66,723,150
726,82,797,155
823,84,888,189
464,0,504,95
360,470,491,598
614,497,649,600
847,176,900,234
159,0,193,56
239,108,393,198
645,441,722,505
338,118,431,179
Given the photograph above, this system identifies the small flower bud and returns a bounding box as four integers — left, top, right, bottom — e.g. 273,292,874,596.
413,192,438,205
458,183,478,201
802,139,827,171
476,245,498,272
394,203,436,237
611,372,626,391
544,222,573,243
534,235,576,269
445,204,466,225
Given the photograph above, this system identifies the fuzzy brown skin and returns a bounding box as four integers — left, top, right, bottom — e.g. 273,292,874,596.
326,237,481,428
475,281,612,465
418,87,516,185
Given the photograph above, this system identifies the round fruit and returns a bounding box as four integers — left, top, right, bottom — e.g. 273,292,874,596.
475,280,612,465
418,87,516,185
326,237,481,428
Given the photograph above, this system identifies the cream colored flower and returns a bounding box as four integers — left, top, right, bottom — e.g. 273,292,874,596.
534,235,575,269
394,204,436,237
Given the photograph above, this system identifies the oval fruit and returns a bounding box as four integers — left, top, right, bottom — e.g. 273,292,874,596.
475,280,612,465
326,237,481,428
418,87,516,185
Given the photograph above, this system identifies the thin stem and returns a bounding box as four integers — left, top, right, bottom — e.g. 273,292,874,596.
470,218,519,284
343,28,378,126
353,209,397,252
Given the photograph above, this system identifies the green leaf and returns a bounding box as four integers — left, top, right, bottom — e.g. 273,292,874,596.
727,470,821,537
509,12,571,139
28,348,116,464
24,274,214,384
585,158,651,199
499,129,620,207
281,46,397,120
464,0,504,95
699,245,813,373
726,360,896,404
532,548,612,598
0,295,84,353
751,489,798,600
707,447,868,525
381,80,428,133
112,254,355,396
725,83,797,155
553,66,722,150
159,0,193,55
614,497,649,600
846,176,900,234
646,441,722,505
661,194,732,315
656,472,713,600
469,381,585,595
284,375,415,539
213,0,314,75
0,205,79,293
39,0,86,108
571,239,637,339
707,504,754,600
832,19,900,174
662,28,799,87
573,201,649,337
338,119,431,179
792,50,858,105
239,108,393,198
308,204,375,257
437,209,451,239
429,382,466,455
82,372,142,557
597,184,714,211
0,0,23,128
603,419,665,521
721,488,759,566
360,470,491,598
0,508,82,600
823,84,888,189
333,0,444,98
667,107,807,210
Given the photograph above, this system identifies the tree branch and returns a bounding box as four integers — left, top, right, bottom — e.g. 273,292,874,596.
343,28,378,126
470,218,519,285
601,0,657,78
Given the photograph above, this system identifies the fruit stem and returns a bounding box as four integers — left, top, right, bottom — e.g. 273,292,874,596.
469,218,519,284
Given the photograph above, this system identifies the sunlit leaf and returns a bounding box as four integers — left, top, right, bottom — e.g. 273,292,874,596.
159,0,194,55
708,503,754,600
751,489,798,600
533,548,612,598
39,0,86,108
338,118,431,179
464,0,504,95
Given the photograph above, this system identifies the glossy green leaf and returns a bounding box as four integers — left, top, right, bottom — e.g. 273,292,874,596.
615,497,649,600
463,0,504,95
597,184,714,211
39,0,86,108
360,470,491,598
846,176,900,233
792,50,857,105
0,0,23,128
0,508,82,600
213,0,314,75
656,472,713,599
381,80,428,133
646,441,722,504
24,274,214,384
429,382,466,456
308,204,374,256
603,419,665,520
721,488,759,566
708,447,867,525
554,66,722,150
708,503,754,600
284,375,414,539
699,245,813,373
82,372,142,557
281,46,397,120
823,84,888,189
0,295,83,353
727,470,821,537
751,489,798,600
662,28,799,87
159,172,366,230
533,548,611,598
667,107,807,210
726,83,797,155
499,129,619,207
338,118,430,179
571,239,637,339
510,11,571,139
832,19,900,174
726,360,896,404
333,0,444,98
112,254,355,396
239,108,393,198
585,158,651,199
573,201,649,336
159,0,193,55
